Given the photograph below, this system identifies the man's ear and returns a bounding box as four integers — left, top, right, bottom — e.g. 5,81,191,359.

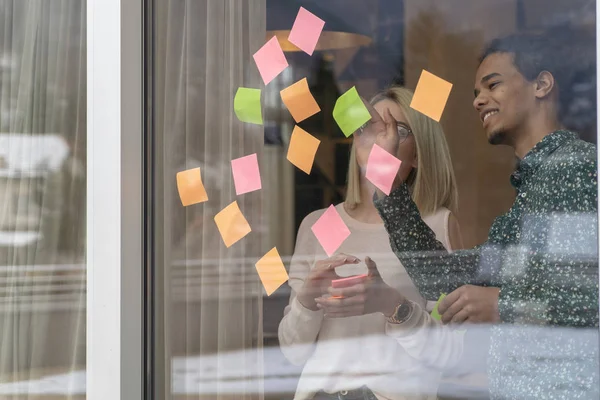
534,71,555,99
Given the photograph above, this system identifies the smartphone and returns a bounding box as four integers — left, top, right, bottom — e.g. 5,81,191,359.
330,274,368,298
331,274,368,289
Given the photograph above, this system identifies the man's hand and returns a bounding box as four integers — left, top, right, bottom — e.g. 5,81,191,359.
438,285,501,324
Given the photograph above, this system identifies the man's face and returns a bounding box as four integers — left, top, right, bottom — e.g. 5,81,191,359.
473,52,536,145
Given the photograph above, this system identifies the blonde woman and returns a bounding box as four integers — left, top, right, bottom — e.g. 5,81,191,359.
278,86,464,400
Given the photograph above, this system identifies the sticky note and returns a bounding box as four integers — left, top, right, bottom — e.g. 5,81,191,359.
234,88,263,125
287,126,320,174
410,70,453,122
333,86,371,137
255,247,289,296
288,7,325,56
430,293,447,321
231,153,262,195
176,168,209,206
214,201,251,248
311,205,351,257
253,36,289,85
366,144,402,195
280,78,321,123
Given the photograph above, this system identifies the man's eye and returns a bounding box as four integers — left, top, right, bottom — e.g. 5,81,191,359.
489,82,500,89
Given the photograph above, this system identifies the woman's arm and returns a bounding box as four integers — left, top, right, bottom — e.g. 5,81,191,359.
277,216,324,365
448,212,465,251
386,302,465,370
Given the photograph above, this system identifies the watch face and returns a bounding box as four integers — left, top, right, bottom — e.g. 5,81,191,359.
395,302,412,321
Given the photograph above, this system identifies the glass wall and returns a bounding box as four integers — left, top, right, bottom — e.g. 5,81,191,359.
0,0,87,399
148,1,598,399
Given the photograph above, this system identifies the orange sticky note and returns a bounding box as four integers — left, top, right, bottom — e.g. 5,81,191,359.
286,126,320,174
280,78,321,123
410,70,453,122
214,201,251,247
176,168,209,206
255,247,289,296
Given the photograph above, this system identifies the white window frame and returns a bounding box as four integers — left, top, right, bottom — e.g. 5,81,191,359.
87,1,142,400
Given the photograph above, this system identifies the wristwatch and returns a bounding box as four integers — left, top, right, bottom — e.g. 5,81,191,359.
386,300,414,324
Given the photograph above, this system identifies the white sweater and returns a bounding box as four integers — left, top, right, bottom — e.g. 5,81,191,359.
278,204,465,400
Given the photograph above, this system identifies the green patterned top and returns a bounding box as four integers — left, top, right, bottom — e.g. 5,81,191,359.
374,130,599,399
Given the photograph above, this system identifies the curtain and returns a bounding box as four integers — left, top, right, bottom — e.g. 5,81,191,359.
154,1,266,399
0,0,86,397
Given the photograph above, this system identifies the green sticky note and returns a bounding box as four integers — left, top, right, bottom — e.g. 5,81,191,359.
333,86,371,137
430,293,447,321
234,87,263,125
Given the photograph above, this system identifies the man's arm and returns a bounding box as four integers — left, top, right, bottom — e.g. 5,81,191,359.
499,149,599,327
373,184,502,300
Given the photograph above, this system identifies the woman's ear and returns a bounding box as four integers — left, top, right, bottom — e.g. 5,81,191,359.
411,152,418,168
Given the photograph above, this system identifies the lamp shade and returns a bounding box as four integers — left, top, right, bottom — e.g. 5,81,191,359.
266,0,372,52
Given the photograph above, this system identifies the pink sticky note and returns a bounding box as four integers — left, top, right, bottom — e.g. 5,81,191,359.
231,153,262,195
253,36,289,85
311,205,351,257
365,144,402,195
288,7,325,56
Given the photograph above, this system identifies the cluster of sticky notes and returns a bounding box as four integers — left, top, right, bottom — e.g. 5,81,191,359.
333,86,371,137
177,4,458,299
430,293,447,321
366,144,402,195
411,70,453,122
311,205,351,256
287,126,321,175
234,88,262,125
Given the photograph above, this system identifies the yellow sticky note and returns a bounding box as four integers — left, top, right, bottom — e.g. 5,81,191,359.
286,125,321,174
255,247,289,296
410,70,453,122
214,201,251,247
280,78,320,123
431,293,447,321
176,168,209,206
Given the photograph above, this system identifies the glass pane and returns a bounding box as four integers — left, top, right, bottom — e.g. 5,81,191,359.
149,1,598,399
0,0,86,398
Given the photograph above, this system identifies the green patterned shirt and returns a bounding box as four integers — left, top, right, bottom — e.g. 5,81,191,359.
374,130,599,399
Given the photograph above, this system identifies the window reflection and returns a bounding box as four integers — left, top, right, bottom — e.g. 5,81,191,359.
150,1,599,400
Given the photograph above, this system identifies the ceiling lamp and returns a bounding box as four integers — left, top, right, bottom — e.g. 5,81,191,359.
266,0,372,52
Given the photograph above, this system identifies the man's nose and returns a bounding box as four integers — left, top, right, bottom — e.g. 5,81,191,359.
473,93,488,111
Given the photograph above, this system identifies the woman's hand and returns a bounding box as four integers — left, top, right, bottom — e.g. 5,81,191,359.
314,256,405,318
297,253,360,311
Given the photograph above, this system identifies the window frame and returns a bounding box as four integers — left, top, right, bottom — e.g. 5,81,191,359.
87,1,143,399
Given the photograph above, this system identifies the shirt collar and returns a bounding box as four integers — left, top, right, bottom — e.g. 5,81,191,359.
510,130,577,189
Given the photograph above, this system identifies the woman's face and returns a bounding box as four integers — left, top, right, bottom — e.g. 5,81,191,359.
354,98,417,173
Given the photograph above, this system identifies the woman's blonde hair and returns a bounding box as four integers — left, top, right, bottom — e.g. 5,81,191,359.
345,86,458,216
